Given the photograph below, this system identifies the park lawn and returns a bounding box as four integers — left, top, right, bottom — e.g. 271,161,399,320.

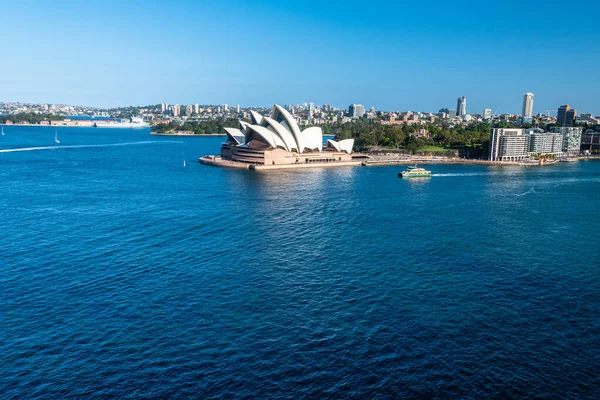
418,145,453,152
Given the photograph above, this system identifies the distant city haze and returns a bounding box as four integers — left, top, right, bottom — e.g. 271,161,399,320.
2,0,599,114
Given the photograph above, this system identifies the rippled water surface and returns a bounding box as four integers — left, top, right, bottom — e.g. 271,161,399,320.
1,126,600,398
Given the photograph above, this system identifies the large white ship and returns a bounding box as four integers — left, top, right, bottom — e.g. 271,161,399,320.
94,117,150,129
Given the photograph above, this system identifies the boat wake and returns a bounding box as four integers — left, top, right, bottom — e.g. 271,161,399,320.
515,188,536,197
0,141,182,153
432,172,493,177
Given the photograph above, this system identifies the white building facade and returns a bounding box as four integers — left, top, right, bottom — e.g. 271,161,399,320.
528,132,562,155
457,97,467,117
489,128,530,161
522,93,534,118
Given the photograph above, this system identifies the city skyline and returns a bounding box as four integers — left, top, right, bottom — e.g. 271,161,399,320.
3,1,600,113
1,93,589,119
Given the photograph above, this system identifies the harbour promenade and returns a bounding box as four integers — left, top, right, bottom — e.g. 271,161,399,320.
199,154,541,170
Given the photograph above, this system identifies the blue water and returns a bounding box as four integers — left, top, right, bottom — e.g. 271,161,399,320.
1,126,600,398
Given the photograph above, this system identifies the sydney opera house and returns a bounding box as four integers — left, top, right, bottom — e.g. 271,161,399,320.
217,104,355,166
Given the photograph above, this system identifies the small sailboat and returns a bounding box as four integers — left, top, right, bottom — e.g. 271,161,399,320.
183,160,187,167
1,127,4,136
54,129,60,144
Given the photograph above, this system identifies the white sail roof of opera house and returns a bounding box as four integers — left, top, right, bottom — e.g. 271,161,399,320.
326,139,354,154
225,104,354,154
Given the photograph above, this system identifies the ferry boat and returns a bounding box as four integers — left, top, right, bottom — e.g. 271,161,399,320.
398,165,432,178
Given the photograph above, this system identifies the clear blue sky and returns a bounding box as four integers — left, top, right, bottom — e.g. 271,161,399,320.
3,0,599,114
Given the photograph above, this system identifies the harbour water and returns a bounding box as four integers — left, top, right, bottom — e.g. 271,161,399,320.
1,126,599,397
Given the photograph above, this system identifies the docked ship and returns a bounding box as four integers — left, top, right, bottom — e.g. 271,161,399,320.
94,117,149,129
398,165,432,178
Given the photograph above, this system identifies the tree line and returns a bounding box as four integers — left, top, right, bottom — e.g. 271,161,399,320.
152,118,239,135
0,113,65,124
319,120,492,154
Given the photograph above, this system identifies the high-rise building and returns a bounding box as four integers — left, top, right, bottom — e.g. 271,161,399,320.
557,105,577,125
236,104,240,113
348,104,365,119
448,109,457,119
185,105,192,116
161,102,167,113
522,93,534,118
483,109,492,120
308,102,315,116
194,104,199,114
566,109,577,124
172,104,180,117
489,128,530,161
456,97,467,117
224,104,229,112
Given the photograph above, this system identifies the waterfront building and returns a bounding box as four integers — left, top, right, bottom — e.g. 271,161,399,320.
581,129,600,154
349,104,365,119
489,128,530,161
557,105,577,125
522,93,534,118
483,109,492,120
457,97,467,117
527,131,562,155
550,127,582,156
220,104,355,166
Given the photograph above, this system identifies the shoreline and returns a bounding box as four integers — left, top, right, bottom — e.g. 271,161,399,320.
0,123,101,128
200,154,600,170
149,131,225,137
198,155,576,170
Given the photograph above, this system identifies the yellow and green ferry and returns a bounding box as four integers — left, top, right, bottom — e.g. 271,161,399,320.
398,165,432,178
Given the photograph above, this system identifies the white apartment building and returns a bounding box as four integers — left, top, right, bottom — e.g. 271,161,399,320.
489,128,530,161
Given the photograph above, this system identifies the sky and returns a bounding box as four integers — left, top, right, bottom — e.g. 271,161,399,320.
2,0,599,114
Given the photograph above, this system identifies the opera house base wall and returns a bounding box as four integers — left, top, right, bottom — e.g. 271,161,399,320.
225,147,354,166
199,149,362,170
250,161,362,170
